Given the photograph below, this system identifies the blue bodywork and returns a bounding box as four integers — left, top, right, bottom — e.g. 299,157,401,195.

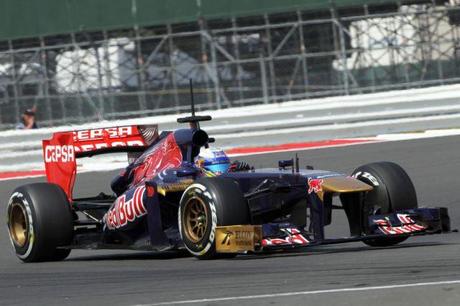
69,125,450,253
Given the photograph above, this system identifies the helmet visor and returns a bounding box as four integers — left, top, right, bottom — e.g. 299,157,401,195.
205,163,230,174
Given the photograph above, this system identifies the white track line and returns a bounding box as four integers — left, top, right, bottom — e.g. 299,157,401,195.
135,279,460,306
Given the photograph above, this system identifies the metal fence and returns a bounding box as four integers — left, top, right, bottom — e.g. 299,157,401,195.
1,3,460,130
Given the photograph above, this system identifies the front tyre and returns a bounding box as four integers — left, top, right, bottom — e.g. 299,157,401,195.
352,161,418,247
179,178,249,259
7,183,74,262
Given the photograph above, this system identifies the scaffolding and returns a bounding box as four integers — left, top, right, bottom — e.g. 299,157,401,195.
1,3,460,129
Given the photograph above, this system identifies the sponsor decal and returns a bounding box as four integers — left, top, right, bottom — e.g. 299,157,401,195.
74,140,145,152
215,225,262,253
220,231,233,246
262,228,309,247
308,177,324,194
74,126,134,141
373,214,426,235
219,229,253,247
156,180,194,195
72,126,146,153
353,171,380,186
106,186,147,229
44,145,75,163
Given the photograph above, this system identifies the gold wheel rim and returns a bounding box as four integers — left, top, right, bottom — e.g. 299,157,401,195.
183,197,209,243
9,203,28,247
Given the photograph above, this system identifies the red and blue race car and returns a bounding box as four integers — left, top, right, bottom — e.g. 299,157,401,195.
6,107,450,262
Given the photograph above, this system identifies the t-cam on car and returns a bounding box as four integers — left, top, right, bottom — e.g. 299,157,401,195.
6,106,451,262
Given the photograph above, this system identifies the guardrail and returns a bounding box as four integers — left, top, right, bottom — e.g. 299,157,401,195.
2,84,460,171
2,5,460,130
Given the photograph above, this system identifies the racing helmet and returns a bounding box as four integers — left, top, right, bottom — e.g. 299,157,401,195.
196,148,231,174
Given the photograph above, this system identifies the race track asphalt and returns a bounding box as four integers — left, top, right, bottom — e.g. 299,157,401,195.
1,135,460,306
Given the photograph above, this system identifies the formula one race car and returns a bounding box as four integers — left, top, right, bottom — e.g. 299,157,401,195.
6,101,451,262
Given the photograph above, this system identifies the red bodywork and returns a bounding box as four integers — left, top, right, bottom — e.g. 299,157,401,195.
130,133,183,188
42,125,156,199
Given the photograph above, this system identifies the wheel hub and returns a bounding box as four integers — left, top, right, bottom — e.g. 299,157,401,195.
9,203,28,247
183,197,209,243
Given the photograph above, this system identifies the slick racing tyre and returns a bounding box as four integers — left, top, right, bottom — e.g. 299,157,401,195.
7,183,74,262
352,162,418,247
179,177,250,259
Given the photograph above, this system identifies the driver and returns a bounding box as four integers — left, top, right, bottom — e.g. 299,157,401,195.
111,147,250,196
195,148,251,175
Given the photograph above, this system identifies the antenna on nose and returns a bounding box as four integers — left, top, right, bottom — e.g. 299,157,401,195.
190,79,196,118
177,79,212,130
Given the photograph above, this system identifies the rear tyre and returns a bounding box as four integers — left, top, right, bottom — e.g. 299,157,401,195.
7,183,74,262
352,162,418,247
179,177,250,259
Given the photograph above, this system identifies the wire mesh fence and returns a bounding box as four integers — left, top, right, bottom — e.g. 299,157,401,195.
1,4,460,130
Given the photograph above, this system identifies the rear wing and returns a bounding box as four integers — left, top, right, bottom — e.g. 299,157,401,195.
42,125,158,199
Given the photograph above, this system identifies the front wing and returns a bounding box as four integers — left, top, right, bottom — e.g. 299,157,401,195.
215,207,450,253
